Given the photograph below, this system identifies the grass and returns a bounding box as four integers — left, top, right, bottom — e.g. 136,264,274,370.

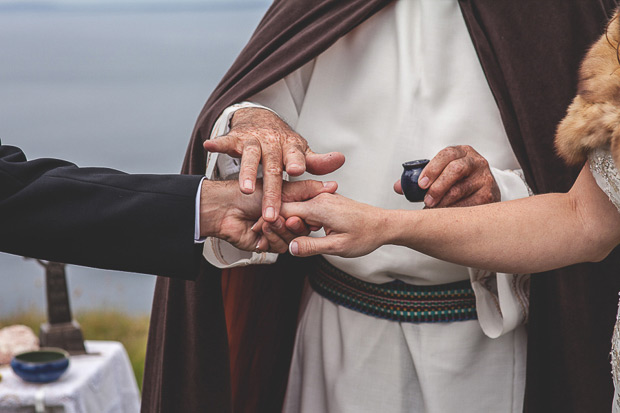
0,310,150,391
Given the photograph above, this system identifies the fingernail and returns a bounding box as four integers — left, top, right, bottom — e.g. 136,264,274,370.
243,179,253,191
288,163,302,172
265,207,276,220
424,194,435,207
419,176,429,188
292,220,302,231
290,241,299,256
251,222,258,231
323,181,336,188
273,219,282,229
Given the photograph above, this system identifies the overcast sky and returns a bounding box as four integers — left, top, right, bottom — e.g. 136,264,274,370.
0,3,269,316
0,0,270,11
0,0,270,5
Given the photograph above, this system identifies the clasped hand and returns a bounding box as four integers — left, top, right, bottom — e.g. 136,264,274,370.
203,107,500,257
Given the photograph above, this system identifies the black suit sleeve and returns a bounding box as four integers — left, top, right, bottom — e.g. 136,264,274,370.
0,142,204,280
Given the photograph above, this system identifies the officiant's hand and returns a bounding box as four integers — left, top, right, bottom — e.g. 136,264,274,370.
394,145,500,208
199,179,337,253
203,107,345,222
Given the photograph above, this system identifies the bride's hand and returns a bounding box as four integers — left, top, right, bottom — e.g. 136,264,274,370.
281,193,392,258
200,179,337,252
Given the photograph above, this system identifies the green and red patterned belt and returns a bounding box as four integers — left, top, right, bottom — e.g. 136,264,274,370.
309,257,477,323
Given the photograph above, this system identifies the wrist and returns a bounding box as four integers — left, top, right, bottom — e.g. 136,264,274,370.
199,180,234,238
230,107,280,129
382,209,414,247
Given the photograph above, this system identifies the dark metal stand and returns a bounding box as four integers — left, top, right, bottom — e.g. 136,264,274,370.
36,260,86,355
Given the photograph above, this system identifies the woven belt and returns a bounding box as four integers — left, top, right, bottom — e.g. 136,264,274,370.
309,258,477,323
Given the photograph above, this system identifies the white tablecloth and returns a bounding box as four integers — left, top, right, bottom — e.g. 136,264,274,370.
0,340,140,413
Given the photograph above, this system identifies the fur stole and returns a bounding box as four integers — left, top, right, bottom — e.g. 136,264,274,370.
555,10,620,167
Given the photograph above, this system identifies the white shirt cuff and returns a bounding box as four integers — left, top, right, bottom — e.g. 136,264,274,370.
490,167,533,202
467,167,531,337
194,177,206,244
470,269,530,339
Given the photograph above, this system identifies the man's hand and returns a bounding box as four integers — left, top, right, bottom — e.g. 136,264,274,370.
394,145,500,208
199,179,337,253
202,107,345,222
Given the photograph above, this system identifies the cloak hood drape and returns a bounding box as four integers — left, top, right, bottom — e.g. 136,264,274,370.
142,1,620,412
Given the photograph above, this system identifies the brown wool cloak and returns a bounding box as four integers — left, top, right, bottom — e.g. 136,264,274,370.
142,1,620,412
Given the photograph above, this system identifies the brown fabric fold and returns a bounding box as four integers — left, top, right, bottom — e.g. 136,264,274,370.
142,1,620,412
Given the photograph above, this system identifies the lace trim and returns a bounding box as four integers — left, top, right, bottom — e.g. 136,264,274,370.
612,294,620,410
589,147,620,212
510,169,535,197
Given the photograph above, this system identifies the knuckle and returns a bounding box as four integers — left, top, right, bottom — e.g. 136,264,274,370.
441,146,458,158
477,156,490,169
285,134,305,147
243,143,261,157
447,161,466,176
263,134,281,146
263,188,281,200
484,190,497,204
445,186,464,200
264,165,284,176
306,240,317,256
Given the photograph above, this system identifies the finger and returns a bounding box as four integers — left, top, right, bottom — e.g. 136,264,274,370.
424,158,475,207
282,180,338,202
305,151,346,175
260,144,284,222
202,134,244,157
262,219,290,253
432,179,479,208
284,216,311,235
280,202,322,228
251,218,265,234
289,235,343,257
273,216,310,242
445,188,493,208
282,135,308,176
238,137,261,194
393,179,403,195
419,146,467,190
255,236,268,252
446,183,499,208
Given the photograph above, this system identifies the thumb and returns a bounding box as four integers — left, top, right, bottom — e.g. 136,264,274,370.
305,151,345,175
202,134,238,156
282,180,338,202
289,235,340,257
393,179,403,195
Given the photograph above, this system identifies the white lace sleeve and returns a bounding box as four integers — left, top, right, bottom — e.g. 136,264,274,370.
590,147,620,412
589,147,620,212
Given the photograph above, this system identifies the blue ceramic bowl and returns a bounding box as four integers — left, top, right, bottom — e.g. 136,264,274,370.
11,348,70,383
401,159,430,202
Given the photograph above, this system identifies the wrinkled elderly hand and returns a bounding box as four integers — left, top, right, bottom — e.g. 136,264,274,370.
203,107,345,222
394,145,500,208
200,179,337,253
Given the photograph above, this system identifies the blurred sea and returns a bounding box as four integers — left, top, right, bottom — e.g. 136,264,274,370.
0,1,269,316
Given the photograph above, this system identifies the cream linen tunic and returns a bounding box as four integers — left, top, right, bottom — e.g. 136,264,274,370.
205,1,530,411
